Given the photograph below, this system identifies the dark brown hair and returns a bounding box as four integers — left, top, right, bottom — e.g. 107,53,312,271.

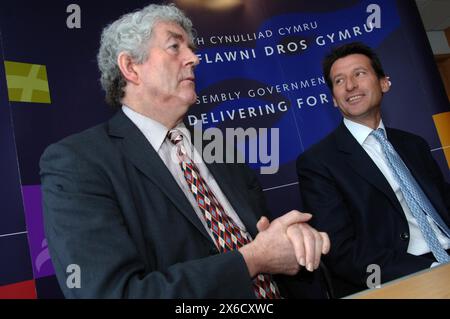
322,42,386,89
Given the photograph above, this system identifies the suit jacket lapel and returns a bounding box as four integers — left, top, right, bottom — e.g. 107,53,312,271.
387,129,448,218
107,111,212,242
206,161,259,238
334,123,404,215
186,122,259,237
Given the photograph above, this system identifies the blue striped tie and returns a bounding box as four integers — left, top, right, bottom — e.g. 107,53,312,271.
371,128,450,263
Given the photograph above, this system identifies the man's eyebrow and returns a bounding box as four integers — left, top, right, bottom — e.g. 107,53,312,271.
167,30,184,40
166,30,197,51
332,66,369,79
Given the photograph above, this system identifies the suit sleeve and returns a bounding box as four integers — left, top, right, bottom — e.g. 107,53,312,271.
418,136,450,217
296,153,433,288
40,142,255,299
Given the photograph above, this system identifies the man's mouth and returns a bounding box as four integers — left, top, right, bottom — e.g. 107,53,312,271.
346,94,364,103
183,76,195,82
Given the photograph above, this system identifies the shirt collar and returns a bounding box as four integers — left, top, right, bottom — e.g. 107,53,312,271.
122,105,190,152
343,118,386,146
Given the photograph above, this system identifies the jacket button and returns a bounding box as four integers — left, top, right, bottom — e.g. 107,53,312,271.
400,232,409,240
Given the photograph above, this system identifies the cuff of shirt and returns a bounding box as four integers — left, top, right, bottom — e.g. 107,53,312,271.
430,262,440,268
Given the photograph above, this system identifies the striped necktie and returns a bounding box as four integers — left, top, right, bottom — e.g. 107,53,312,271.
168,129,282,298
371,128,450,263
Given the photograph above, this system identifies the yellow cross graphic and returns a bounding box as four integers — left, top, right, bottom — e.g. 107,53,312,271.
4,61,51,104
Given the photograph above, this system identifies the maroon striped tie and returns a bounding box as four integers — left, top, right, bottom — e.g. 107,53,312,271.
168,129,281,299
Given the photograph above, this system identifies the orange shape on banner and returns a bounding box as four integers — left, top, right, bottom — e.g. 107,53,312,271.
432,112,450,169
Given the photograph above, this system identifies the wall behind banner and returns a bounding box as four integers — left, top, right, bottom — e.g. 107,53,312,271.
0,0,448,298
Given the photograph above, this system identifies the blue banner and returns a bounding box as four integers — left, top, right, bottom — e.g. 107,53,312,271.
0,0,448,298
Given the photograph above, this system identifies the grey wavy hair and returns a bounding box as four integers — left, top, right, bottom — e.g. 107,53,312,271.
97,3,195,108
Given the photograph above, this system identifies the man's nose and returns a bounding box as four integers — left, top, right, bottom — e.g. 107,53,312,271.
346,77,357,91
185,48,200,67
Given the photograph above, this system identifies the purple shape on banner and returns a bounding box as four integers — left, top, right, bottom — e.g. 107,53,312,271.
22,185,55,279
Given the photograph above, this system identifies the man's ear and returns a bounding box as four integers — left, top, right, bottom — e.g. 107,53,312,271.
117,52,139,85
380,76,391,93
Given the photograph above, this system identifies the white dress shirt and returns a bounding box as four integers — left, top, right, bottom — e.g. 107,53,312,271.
343,118,450,262
122,105,250,245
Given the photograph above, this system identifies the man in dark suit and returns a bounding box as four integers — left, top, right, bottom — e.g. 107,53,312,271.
296,42,450,297
40,3,330,298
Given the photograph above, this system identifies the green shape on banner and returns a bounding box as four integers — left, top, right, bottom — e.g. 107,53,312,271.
4,60,51,103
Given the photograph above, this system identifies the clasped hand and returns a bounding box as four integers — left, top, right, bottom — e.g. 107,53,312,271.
240,210,330,277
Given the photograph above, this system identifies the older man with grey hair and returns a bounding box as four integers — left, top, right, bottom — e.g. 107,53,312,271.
40,3,329,299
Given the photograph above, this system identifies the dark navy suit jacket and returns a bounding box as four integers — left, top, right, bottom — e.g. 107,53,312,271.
40,110,306,298
296,122,450,297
